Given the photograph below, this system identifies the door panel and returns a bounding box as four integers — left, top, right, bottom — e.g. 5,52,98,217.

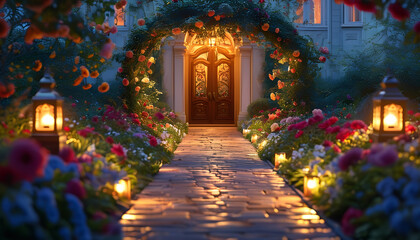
190,47,234,124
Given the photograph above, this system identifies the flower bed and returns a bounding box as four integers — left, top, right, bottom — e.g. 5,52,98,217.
0,103,188,239
240,108,420,239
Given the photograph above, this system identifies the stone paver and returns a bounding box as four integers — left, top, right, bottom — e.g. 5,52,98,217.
121,127,339,240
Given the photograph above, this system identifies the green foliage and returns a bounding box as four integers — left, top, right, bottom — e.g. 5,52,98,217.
247,98,271,118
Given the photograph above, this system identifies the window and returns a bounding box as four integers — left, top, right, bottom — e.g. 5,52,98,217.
344,5,362,25
114,6,125,26
295,0,322,25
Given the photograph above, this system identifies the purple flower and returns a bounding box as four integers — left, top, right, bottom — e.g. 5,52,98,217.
368,144,398,167
338,148,363,171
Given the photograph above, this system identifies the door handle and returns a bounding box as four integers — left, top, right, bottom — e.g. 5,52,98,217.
207,92,213,101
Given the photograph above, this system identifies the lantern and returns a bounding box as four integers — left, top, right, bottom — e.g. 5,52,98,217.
31,73,66,154
251,134,258,143
242,129,250,137
304,175,319,197
114,177,131,200
372,75,408,142
274,152,286,170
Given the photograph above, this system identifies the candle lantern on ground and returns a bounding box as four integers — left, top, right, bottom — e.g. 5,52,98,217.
274,152,286,170
114,177,131,200
31,73,66,154
304,175,319,197
251,134,258,143
372,75,408,142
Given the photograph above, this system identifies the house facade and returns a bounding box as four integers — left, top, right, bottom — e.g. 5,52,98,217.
105,0,379,124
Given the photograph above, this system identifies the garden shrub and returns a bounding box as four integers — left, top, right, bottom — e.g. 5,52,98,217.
247,98,272,118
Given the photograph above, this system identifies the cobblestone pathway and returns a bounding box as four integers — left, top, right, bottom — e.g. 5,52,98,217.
121,127,339,240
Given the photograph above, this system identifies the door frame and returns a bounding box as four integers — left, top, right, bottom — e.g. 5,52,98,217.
188,46,236,125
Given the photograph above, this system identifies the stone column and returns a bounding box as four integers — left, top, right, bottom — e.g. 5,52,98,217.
238,43,252,122
173,43,187,122
162,37,175,109
251,44,265,102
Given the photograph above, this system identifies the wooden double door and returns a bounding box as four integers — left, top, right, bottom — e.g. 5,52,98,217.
189,47,234,124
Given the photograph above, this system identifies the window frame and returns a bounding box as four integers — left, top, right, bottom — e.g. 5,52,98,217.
294,0,327,28
114,5,127,28
342,4,363,27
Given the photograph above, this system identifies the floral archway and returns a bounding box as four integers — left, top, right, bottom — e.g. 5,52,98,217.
118,0,324,114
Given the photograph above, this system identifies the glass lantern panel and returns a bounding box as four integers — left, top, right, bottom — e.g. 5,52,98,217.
56,105,63,131
194,63,208,97
383,104,403,131
373,105,381,131
35,104,55,131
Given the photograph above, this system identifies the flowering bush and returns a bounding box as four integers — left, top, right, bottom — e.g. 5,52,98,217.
241,108,420,238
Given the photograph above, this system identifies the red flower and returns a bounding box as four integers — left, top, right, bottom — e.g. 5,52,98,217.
408,110,414,115
326,126,341,134
91,116,99,123
345,113,352,119
319,56,326,62
118,67,123,73
154,112,165,121
354,0,376,13
332,145,341,153
65,179,87,200
111,144,126,157
59,146,76,163
141,111,149,118
122,78,129,86
77,127,95,138
341,208,363,236
343,0,355,7
338,147,363,171
0,82,15,98
367,144,398,167
149,136,158,146
295,121,308,130
126,51,133,58
106,136,114,144
388,2,410,21
336,128,353,141
0,17,10,38
295,130,304,138
350,120,367,130
63,126,71,132
25,0,54,13
132,118,141,125
0,166,21,185
406,125,416,134
8,139,48,182
323,140,333,148
22,129,31,135
147,123,153,129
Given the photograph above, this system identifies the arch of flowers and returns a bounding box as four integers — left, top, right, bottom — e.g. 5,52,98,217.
118,0,324,113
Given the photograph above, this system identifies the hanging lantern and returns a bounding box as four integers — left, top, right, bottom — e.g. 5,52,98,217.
274,152,286,170
372,75,408,142
114,177,131,200
242,129,251,137
251,134,258,143
304,175,319,197
31,72,66,154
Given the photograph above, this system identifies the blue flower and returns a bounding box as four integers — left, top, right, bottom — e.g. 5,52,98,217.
58,226,72,240
390,210,412,235
1,193,38,227
366,204,384,216
402,181,420,205
63,163,80,178
65,194,91,240
404,165,420,181
35,187,60,224
20,181,34,196
48,155,66,171
361,163,372,172
382,195,399,215
35,165,54,183
412,206,420,230
355,191,364,199
396,177,407,189
376,177,396,197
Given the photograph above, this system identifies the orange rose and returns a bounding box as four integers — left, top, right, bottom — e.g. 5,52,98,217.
195,21,204,28
98,82,110,93
262,23,269,31
292,50,300,58
172,27,181,35
73,76,84,86
80,66,89,78
90,71,99,78
208,10,215,17
82,84,92,90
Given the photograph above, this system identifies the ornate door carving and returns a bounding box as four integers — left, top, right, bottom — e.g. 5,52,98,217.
190,47,234,124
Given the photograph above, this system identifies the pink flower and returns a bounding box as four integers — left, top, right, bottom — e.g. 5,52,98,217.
295,130,304,138
154,112,165,121
65,179,87,200
270,123,280,132
341,208,363,236
91,116,99,123
118,67,123,73
367,144,398,167
78,154,92,163
332,145,341,153
0,166,21,185
338,147,363,171
126,50,133,58
59,146,76,163
336,128,353,141
345,113,352,119
111,144,126,157
0,17,10,38
388,2,410,21
350,120,367,130
312,109,323,117
106,136,114,144
319,46,329,54
99,42,116,59
323,140,333,148
294,121,308,130
319,116,338,129
8,139,48,182
326,126,341,134
77,127,95,138
149,136,158,146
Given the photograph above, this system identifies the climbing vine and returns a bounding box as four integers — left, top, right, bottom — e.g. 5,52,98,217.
118,0,324,113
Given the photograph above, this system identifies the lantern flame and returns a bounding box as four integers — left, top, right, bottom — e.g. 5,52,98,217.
41,113,54,128
384,113,397,128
